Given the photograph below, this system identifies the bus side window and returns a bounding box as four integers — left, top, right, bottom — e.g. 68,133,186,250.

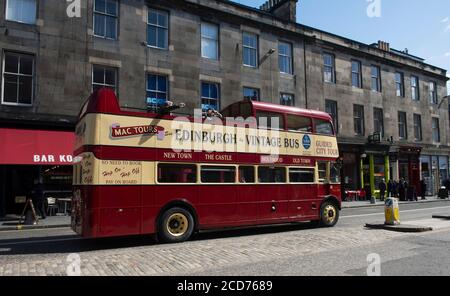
317,162,327,183
201,166,236,183
239,166,255,183
314,119,334,135
258,167,286,183
289,168,315,183
158,164,197,183
286,114,312,133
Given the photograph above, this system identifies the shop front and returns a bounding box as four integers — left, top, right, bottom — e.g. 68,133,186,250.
0,128,74,217
420,154,449,196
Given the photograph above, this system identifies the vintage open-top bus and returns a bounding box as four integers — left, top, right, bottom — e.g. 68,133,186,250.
72,88,341,243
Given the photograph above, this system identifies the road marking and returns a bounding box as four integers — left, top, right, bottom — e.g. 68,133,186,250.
342,205,450,219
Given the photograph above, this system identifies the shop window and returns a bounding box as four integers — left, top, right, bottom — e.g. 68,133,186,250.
201,166,235,183
258,167,286,183
157,164,197,183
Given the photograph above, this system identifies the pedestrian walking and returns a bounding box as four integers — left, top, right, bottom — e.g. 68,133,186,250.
378,178,387,201
420,179,427,200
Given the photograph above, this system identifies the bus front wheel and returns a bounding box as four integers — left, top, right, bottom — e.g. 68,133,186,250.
158,207,194,243
319,201,339,227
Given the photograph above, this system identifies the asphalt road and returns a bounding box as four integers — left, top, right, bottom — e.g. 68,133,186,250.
1,200,450,275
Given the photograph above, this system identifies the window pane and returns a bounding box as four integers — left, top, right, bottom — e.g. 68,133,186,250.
19,56,33,75
148,75,156,90
318,162,327,181
258,167,286,183
157,76,167,92
256,111,284,130
239,166,255,183
201,23,218,39
158,164,197,183
201,166,236,183
147,26,157,47
243,87,259,101
3,74,18,103
201,83,209,98
104,68,115,85
95,0,106,13
18,75,32,104
157,27,167,48
106,0,117,15
105,16,117,39
287,115,312,133
4,54,19,73
210,84,218,99
201,38,217,59
289,169,314,183
7,0,37,24
94,14,105,36
280,93,294,106
148,11,157,25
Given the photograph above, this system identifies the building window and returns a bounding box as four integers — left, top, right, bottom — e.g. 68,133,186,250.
92,65,117,93
146,74,168,112
351,60,362,88
201,22,219,60
2,52,34,105
411,75,419,101
6,0,36,24
432,117,440,143
395,72,405,97
93,0,118,39
323,53,335,83
325,100,338,133
280,93,294,106
373,108,384,137
353,104,364,136
243,87,259,101
398,111,407,140
371,65,381,92
147,8,168,49
413,114,422,141
429,81,438,104
243,32,258,68
278,41,293,74
201,82,220,111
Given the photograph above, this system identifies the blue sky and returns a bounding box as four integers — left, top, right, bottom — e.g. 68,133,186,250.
233,0,450,93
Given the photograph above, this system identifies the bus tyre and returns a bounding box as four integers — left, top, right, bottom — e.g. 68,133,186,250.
319,201,339,227
158,207,194,243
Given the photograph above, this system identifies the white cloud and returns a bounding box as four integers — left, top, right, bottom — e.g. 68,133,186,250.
446,24,450,32
442,17,449,23
445,52,450,57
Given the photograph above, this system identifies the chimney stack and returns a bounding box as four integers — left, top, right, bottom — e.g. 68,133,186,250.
259,0,298,23
377,40,390,52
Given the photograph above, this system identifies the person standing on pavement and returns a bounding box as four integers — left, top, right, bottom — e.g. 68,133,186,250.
31,179,46,219
420,179,427,200
378,178,387,201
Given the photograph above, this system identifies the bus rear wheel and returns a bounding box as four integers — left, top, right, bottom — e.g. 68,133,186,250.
319,201,339,227
158,207,194,243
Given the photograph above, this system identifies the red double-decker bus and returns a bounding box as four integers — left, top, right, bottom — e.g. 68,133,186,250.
72,89,341,243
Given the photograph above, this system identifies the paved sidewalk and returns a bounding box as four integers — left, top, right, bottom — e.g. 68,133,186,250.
342,196,449,208
0,215,70,231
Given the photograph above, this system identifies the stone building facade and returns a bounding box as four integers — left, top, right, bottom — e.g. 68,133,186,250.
0,0,448,215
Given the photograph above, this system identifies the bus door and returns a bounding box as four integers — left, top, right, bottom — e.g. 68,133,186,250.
256,166,289,222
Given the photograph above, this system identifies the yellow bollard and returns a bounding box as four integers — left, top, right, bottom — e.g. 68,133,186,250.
385,197,400,225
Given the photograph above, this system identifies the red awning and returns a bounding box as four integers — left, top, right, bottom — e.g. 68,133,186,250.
0,128,75,165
